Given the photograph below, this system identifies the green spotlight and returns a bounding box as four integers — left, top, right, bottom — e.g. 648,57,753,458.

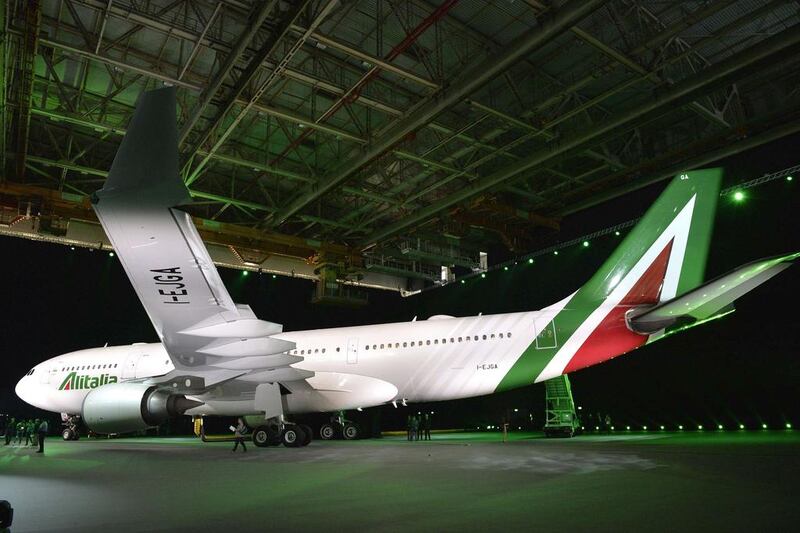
678,425,684,430
503,266,509,271
272,274,277,279
786,423,792,429
108,252,115,257
242,270,249,276
739,424,745,430
660,425,665,430
610,426,615,431
582,241,589,247
718,424,723,430
626,425,630,430
698,425,703,430
643,426,647,431
614,231,620,236
460,279,465,284
595,426,599,430
762,423,767,429
732,190,745,202
480,273,486,278
528,258,534,264
787,176,793,181
553,251,559,256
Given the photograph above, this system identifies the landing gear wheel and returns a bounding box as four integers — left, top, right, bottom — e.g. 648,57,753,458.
299,424,313,447
62,428,75,441
342,422,359,440
252,425,281,447
282,425,305,448
320,423,335,440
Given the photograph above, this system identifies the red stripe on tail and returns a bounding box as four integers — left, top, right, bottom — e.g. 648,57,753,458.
563,239,674,373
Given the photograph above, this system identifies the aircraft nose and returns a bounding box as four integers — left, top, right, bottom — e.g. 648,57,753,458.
15,376,30,404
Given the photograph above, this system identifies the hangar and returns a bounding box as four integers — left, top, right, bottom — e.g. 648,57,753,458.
1,1,799,531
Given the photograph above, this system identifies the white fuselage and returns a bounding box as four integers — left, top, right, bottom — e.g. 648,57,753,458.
15,302,567,418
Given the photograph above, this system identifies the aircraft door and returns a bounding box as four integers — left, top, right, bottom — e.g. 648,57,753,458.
346,338,358,364
122,348,144,379
39,364,54,384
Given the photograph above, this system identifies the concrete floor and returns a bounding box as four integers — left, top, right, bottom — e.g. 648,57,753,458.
1,431,798,532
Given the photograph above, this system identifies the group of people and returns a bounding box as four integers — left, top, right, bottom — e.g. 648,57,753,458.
406,413,432,441
2,417,49,453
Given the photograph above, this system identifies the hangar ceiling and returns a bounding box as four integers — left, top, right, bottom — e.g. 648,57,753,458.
2,0,800,292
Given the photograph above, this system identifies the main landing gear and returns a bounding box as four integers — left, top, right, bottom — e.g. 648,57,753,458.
61,414,81,441
251,418,312,448
319,411,361,441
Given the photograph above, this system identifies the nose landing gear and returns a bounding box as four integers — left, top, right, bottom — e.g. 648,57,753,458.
61,414,81,441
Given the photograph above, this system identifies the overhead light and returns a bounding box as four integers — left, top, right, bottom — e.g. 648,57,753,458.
553,251,558,256
732,190,745,202
582,241,589,247
527,258,533,264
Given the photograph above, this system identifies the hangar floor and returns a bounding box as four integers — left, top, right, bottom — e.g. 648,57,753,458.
1,431,798,532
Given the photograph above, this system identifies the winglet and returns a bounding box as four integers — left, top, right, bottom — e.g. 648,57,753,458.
96,87,190,206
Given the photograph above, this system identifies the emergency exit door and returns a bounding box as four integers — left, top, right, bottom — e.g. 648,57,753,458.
346,338,358,364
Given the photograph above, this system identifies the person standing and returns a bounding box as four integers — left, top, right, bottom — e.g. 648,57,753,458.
3,418,15,446
406,415,412,441
410,415,419,442
604,414,612,434
31,420,40,448
36,419,48,454
423,413,432,441
232,418,247,453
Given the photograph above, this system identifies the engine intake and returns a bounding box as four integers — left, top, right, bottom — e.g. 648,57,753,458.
82,382,201,434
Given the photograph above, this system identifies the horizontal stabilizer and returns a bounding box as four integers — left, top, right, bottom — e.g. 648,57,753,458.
197,337,295,357
628,252,798,333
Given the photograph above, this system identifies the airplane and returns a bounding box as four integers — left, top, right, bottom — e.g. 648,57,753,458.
14,88,797,447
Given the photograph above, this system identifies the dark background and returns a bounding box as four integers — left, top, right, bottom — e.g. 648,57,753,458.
1,134,798,434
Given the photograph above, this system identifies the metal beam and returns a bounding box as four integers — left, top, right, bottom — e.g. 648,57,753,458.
183,0,329,186
178,0,277,146
272,0,608,226
360,25,800,246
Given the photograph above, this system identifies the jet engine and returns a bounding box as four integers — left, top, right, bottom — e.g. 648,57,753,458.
82,382,201,434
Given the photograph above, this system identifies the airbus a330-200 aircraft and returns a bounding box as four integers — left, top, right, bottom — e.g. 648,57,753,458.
15,88,797,447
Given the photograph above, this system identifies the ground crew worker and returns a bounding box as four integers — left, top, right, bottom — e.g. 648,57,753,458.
410,415,419,441
36,419,48,454
406,415,412,441
232,418,247,453
31,420,40,448
3,418,14,446
423,413,432,441
16,421,24,445
604,414,612,434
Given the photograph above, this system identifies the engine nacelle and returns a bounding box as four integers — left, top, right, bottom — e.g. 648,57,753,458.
82,382,200,434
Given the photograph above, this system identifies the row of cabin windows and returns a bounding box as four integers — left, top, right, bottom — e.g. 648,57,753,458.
60,364,119,372
291,331,513,356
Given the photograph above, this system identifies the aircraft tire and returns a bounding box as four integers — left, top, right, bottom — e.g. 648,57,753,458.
299,424,313,447
62,428,74,441
319,423,336,440
342,422,359,440
252,425,272,448
282,426,304,447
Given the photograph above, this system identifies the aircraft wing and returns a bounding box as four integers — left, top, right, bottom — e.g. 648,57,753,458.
628,252,798,333
92,88,308,391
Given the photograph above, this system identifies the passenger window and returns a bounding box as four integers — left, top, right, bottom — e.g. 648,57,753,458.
336,347,340,352
410,341,415,347
508,332,512,338
395,343,399,348
499,333,504,338
380,344,384,349
301,350,305,355
403,342,407,348
482,335,487,340
474,335,479,341
491,334,495,339
450,338,454,343
373,344,377,350
322,348,326,354
426,340,431,345
314,349,319,354
458,337,462,342
365,345,370,350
